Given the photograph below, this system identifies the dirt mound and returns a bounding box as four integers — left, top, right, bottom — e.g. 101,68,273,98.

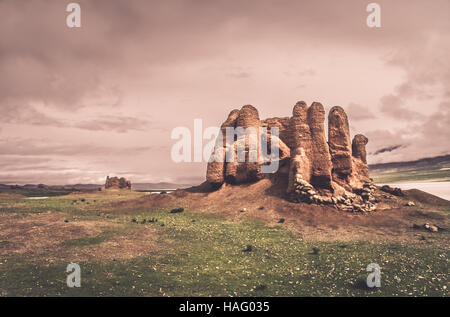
404,188,450,207
130,179,449,246
0,212,108,257
0,212,157,262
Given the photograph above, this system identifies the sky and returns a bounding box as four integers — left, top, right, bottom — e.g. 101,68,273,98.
0,0,449,185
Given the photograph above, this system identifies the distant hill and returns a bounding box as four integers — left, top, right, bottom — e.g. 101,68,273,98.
369,154,450,183
132,182,193,191
369,154,450,172
0,182,195,192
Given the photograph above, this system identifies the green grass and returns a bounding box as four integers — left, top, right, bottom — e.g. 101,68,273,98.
0,201,448,297
0,190,144,216
62,233,110,247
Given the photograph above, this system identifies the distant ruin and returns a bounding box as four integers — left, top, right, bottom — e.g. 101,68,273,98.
105,176,131,190
206,101,376,212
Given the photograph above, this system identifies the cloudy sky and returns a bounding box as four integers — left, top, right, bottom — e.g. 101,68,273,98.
0,0,449,185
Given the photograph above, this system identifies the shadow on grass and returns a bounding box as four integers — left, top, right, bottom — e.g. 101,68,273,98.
351,278,380,292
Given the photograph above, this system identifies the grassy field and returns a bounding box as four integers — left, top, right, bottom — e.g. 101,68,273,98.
370,167,450,184
0,190,448,297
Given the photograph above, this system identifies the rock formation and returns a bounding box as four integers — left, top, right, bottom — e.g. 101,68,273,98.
307,102,333,190
352,134,368,163
328,107,352,179
206,101,373,212
105,176,131,190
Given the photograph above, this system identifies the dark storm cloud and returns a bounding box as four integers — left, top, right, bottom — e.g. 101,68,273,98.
0,0,449,182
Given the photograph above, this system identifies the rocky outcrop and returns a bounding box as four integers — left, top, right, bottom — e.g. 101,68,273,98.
105,176,131,190
288,102,312,183
206,105,290,186
352,134,368,163
328,106,353,178
307,102,333,189
205,101,372,212
380,185,404,197
206,109,240,187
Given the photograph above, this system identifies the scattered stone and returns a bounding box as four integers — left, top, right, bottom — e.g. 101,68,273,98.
312,247,320,255
240,208,247,213
170,208,184,214
406,201,416,207
254,284,267,291
278,218,285,223
243,245,253,252
258,206,265,210
380,185,404,197
64,219,69,223
148,218,157,223
141,219,147,224
131,218,137,223
424,223,439,232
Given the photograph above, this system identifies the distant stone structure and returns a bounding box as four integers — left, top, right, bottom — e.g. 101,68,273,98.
206,101,376,212
105,176,131,190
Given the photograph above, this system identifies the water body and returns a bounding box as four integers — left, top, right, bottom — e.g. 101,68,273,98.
382,182,450,201
142,190,175,195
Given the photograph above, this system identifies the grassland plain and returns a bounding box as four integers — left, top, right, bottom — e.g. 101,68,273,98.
370,167,450,184
0,190,448,297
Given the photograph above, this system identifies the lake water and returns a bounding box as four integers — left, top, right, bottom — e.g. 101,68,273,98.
382,181,450,201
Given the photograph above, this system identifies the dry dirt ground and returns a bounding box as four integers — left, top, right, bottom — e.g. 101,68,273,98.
1,179,448,262
0,183,448,296
114,178,450,247
0,212,157,262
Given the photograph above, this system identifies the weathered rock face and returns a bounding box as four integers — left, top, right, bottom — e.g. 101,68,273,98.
307,102,333,189
206,105,290,186
105,176,131,190
236,105,260,128
288,101,312,184
206,109,240,187
328,106,353,191
328,106,352,175
352,134,368,163
205,101,372,212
